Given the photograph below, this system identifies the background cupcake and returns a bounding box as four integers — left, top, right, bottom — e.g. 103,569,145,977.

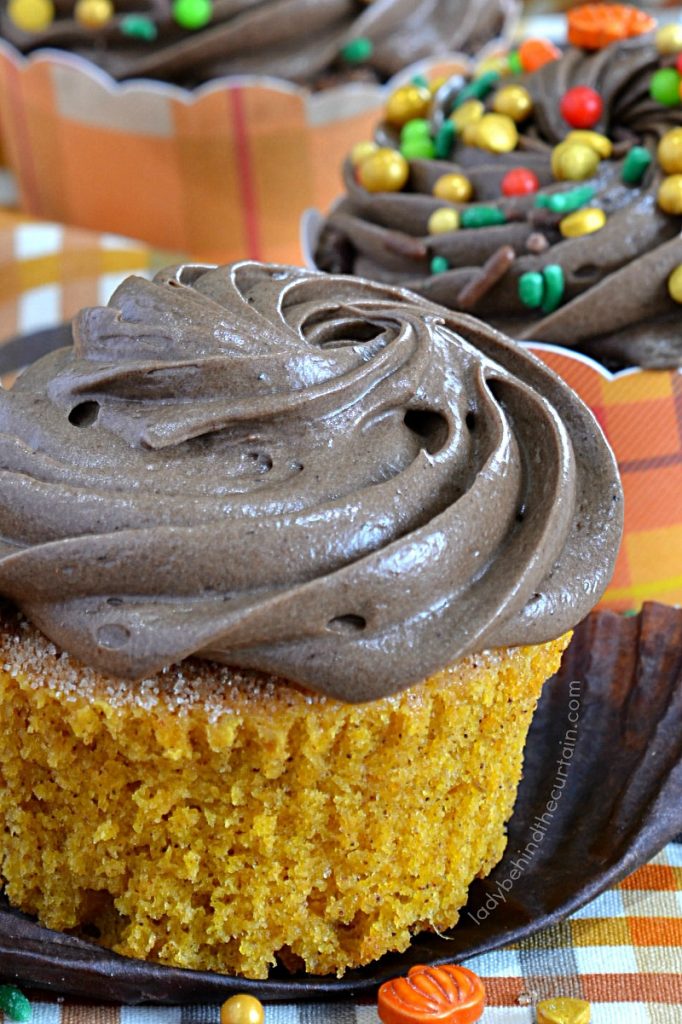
0,0,518,262
314,7,682,369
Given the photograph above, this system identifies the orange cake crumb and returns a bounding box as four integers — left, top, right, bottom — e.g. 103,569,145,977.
0,611,570,979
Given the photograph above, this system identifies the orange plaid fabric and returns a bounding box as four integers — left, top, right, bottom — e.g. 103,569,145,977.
530,345,682,611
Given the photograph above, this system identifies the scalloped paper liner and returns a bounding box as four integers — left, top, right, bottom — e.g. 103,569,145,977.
0,38,487,264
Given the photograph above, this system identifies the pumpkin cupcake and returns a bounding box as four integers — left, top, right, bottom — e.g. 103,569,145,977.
0,262,622,978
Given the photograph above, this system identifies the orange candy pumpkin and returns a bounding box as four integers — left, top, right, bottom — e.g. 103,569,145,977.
567,3,657,50
378,964,485,1024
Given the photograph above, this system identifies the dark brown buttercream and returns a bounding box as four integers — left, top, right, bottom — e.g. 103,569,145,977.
0,262,622,701
315,36,682,368
0,0,510,86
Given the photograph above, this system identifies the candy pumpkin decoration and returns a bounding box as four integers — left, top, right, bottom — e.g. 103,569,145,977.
378,964,485,1024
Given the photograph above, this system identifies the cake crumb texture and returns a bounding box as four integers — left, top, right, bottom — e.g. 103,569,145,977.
0,614,570,979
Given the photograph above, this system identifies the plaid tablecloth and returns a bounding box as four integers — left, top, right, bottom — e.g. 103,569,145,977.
5,842,681,1021
0,209,679,1020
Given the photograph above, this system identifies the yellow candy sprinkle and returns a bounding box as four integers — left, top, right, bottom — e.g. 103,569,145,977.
220,995,265,1024
552,141,600,181
432,172,473,203
536,996,591,1024
7,0,54,31
473,113,518,154
350,140,378,167
450,99,485,132
565,130,612,159
427,207,460,234
559,207,607,237
656,23,682,55
668,264,682,303
357,148,409,192
476,54,510,78
658,127,682,174
492,85,534,123
385,84,431,127
658,173,682,214
74,0,113,28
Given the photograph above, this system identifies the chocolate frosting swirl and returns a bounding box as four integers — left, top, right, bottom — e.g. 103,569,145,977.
0,262,622,701
1,0,511,86
315,36,682,368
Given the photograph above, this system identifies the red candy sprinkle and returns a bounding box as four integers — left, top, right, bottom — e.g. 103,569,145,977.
559,86,603,129
501,167,540,196
677,54,682,76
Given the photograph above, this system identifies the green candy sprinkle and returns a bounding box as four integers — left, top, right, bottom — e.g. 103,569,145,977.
650,67,681,107
452,70,500,110
541,264,565,314
621,145,653,185
518,271,544,309
460,206,506,228
0,986,31,1023
622,609,639,617
400,138,436,159
536,184,597,214
430,255,450,274
411,73,429,88
435,120,456,159
507,50,523,75
172,0,212,30
341,37,374,64
120,14,158,40
400,118,431,140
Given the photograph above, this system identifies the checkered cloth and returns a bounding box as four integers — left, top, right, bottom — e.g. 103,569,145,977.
5,844,681,1021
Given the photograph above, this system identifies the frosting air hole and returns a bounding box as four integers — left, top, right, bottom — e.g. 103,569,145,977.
403,409,449,454
327,615,367,634
248,451,273,474
68,401,100,428
97,624,130,650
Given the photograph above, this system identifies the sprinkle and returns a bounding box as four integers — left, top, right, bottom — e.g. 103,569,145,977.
526,232,550,254
518,271,544,309
0,986,31,1023
536,996,591,1024
650,67,682,107
541,264,565,314
172,0,212,29
430,255,450,274
435,120,456,159
341,37,374,64
451,70,501,110
536,184,597,214
456,245,515,311
120,13,158,39
507,50,523,75
460,206,506,228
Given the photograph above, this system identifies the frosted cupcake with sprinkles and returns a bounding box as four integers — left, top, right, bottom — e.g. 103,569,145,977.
314,3,682,369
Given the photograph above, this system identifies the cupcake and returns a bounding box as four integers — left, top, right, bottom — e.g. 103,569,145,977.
314,5,682,369
0,0,516,262
0,261,622,980
1,0,515,87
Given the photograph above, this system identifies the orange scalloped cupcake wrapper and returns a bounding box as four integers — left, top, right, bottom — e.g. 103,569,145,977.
529,345,682,611
0,45,474,264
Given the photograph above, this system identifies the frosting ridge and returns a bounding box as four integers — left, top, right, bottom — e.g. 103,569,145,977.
0,262,622,701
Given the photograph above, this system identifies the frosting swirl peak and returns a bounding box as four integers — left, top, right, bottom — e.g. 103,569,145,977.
0,263,622,700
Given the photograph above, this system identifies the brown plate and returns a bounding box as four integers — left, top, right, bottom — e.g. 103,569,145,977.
0,602,680,1003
